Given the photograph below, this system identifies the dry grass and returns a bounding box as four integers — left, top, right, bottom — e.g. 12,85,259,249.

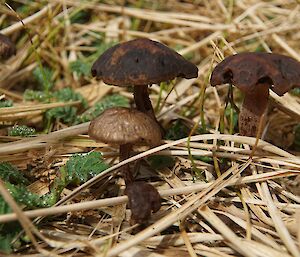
0,1,300,256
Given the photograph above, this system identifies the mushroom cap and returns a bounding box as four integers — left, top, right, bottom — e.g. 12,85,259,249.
266,54,300,95
91,38,198,86
88,107,162,146
210,52,300,96
125,181,161,224
0,33,16,59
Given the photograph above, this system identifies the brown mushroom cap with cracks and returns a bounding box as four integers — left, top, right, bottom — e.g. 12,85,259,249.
210,52,300,137
0,33,16,60
88,107,162,147
91,38,198,132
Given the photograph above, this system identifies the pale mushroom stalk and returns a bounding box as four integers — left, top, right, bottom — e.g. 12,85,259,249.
119,143,134,185
239,83,269,137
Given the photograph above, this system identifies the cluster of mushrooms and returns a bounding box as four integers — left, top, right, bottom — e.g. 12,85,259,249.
3,31,299,224
89,38,300,225
89,38,198,224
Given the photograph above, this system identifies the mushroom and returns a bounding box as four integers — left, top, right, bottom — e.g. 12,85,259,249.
210,52,300,137
91,38,198,128
0,33,16,60
125,181,161,225
88,107,162,223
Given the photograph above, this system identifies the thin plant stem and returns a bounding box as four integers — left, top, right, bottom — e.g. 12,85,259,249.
154,82,164,113
157,80,176,112
5,3,52,94
199,83,207,132
219,107,225,134
213,150,222,177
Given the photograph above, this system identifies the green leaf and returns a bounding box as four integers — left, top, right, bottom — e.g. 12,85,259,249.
0,162,29,185
23,89,52,102
65,152,109,184
0,233,14,253
75,94,130,123
291,88,300,96
0,220,22,254
148,155,175,170
0,152,108,216
0,100,13,108
33,66,54,92
0,153,108,253
194,156,213,163
53,87,87,106
0,182,55,248
0,204,15,253
70,60,91,76
0,162,55,209
0,183,41,254
8,125,36,137
0,197,11,215
46,104,78,124
70,10,90,24
4,183,50,208
44,152,109,203
165,120,190,140
45,87,87,125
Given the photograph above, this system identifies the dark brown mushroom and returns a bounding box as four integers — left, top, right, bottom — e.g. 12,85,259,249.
210,52,300,137
125,181,161,225
88,107,162,224
0,33,16,60
91,38,198,128
266,54,300,95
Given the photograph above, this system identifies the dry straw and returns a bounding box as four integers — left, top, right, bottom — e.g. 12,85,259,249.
0,1,299,256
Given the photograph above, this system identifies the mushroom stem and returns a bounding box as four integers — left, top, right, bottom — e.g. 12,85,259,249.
239,83,269,137
133,85,156,120
133,85,165,135
119,143,134,185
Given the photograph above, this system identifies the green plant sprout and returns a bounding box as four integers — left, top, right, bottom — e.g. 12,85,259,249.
8,125,36,137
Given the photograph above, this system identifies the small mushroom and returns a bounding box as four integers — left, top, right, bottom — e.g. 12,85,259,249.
91,38,198,128
0,33,16,60
210,52,300,137
88,107,162,224
125,181,161,225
